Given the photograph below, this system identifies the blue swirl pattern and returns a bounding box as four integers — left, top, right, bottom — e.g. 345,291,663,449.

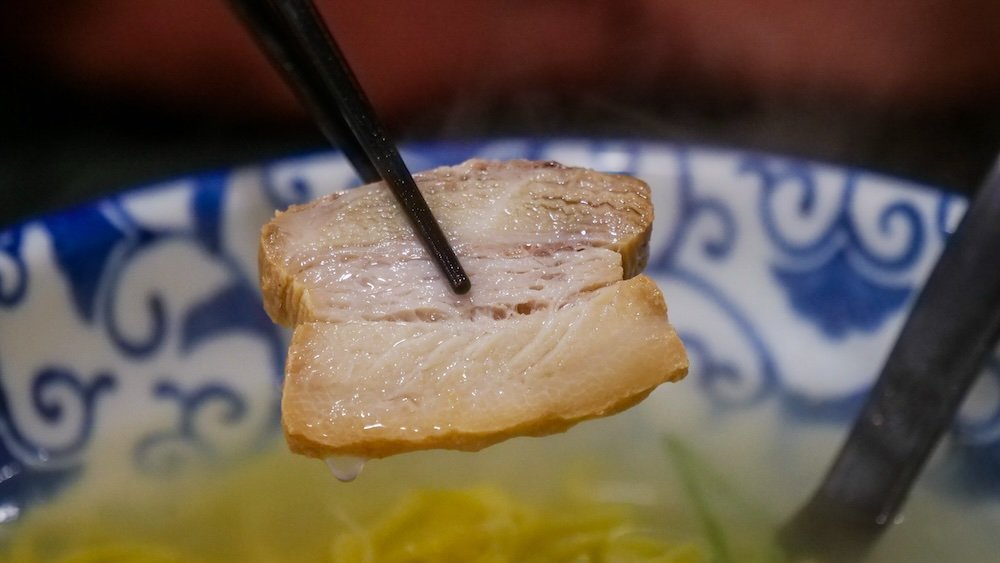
0,365,115,512
648,146,779,409
0,172,284,517
2,139,997,520
133,382,248,476
0,366,114,463
742,156,924,338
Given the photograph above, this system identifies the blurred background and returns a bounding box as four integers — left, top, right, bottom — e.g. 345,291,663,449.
2,0,999,227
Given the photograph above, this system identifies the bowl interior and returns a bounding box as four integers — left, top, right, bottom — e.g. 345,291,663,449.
1,139,997,561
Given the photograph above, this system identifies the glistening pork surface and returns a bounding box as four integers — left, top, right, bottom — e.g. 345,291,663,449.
259,159,688,460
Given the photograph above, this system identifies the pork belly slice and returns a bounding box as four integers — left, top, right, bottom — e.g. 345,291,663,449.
259,159,688,459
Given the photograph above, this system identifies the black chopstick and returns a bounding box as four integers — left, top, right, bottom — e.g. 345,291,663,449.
230,0,471,294
780,155,1000,561
228,0,378,183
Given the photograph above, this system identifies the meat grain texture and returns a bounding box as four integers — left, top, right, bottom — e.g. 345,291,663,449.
260,159,688,459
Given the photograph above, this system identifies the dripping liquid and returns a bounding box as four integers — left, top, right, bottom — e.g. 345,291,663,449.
325,455,367,482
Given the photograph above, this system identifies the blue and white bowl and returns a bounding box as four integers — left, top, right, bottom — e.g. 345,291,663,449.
1,139,996,560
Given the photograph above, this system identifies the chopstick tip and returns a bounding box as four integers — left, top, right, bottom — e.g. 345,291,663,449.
451,272,471,295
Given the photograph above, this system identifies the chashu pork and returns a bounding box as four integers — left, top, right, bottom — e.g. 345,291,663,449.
260,159,688,460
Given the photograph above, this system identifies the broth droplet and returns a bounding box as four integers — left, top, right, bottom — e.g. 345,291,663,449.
325,455,366,482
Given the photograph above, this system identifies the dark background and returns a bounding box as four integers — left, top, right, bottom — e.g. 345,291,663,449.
2,2,998,228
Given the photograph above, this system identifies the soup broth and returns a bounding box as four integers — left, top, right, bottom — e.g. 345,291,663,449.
2,383,996,562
